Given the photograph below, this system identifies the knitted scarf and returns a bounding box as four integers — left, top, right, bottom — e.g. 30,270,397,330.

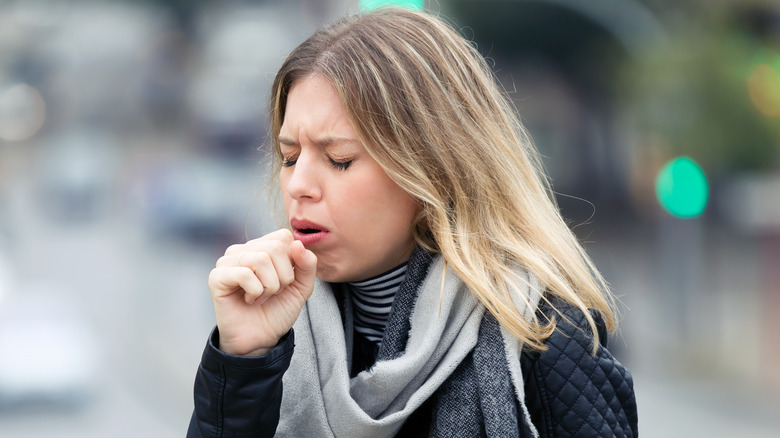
276,248,541,437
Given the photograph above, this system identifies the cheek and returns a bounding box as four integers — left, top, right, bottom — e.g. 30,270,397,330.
279,173,291,209
381,177,417,217
363,179,417,234
389,197,418,239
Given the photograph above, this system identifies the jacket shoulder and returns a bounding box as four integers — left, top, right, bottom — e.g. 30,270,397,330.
521,298,638,437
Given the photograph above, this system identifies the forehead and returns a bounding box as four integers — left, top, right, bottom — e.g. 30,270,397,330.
280,75,353,137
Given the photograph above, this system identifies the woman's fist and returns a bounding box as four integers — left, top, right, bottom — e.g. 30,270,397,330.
207,229,317,356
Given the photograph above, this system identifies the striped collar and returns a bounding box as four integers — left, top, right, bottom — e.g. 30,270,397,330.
348,263,409,344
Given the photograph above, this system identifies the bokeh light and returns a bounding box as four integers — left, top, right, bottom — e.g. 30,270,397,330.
0,83,46,142
655,156,709,218
748,63,780,117
360,0,424,11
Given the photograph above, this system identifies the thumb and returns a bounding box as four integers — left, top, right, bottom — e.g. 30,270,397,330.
291,240,317,293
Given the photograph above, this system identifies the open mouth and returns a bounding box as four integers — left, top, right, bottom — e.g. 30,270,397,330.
290,219,329,245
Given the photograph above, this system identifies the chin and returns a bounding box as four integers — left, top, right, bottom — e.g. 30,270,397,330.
312,261,343,283
314,263,365,284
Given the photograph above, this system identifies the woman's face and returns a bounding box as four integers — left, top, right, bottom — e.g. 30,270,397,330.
278,75,418,282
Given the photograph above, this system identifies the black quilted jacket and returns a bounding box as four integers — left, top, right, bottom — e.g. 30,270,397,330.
521,299,638,437
188,298,637,437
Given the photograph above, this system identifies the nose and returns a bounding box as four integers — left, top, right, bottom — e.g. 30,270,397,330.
283,150,322,202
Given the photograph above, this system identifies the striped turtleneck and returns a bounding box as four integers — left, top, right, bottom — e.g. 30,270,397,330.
348,262,408,344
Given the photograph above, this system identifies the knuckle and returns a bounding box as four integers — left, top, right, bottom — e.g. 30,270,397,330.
208,268,225,290
247,235,264,243
243,287,260,299
225,243,243,255
267,275,281,290
239,271,262,295
266,240,285,254
215,255,230,267
264,228,292,243
280,271,295,286
239,266,257,282
279,228,294,241
255,251,272,265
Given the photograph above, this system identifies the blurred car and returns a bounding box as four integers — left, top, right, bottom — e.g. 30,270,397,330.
34,128,121,222
0,281,100,407
131,156,270,247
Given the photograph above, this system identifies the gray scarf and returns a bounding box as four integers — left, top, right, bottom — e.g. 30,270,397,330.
276,251,541,437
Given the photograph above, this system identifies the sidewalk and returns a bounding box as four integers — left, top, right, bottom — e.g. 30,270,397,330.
587,219,780,437
633,367,780,437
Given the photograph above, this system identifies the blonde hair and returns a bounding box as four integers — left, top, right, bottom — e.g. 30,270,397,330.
268,8,616,352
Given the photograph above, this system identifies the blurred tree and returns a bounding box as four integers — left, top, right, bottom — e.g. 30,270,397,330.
444,0,661,220
621,2,780,174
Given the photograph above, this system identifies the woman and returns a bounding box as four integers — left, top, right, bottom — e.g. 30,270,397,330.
188,7,637,438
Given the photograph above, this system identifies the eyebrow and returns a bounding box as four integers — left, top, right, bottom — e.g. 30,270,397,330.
277,136,359,147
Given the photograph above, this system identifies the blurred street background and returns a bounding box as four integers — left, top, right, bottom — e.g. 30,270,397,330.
1,0,779,436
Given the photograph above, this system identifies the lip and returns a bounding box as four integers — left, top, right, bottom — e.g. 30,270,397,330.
290,218,330,246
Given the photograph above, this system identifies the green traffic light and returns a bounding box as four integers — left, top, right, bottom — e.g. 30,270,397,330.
360,0,424,11
655,157,709,218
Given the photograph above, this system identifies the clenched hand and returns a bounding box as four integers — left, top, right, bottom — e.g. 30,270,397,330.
208,229,317,356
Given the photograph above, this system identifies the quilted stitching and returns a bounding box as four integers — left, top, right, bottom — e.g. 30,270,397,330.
530,302,637,437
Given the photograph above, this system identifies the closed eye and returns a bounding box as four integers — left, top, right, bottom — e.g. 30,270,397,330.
281,157,297,167
329,157,352,171
280,154,352,170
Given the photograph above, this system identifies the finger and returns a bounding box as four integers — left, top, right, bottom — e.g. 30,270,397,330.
223,242,245,257
232,241,295,289
231,229,293,254
262,239,296,288
222,228,294,259
259,228,294,244
241,251,281,298
208,266,264,303
290,240,317,298
216,251,244,268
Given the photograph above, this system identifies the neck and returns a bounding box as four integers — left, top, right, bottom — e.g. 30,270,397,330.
348,262,409,344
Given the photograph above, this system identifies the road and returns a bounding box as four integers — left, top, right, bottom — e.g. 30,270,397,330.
0,156,214,437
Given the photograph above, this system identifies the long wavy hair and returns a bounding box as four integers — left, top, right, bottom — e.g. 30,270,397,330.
268,7,616,352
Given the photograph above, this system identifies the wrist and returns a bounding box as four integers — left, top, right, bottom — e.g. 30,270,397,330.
214,330,276,357
202,327,295,372
218,340,274,357
233,345,271,357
